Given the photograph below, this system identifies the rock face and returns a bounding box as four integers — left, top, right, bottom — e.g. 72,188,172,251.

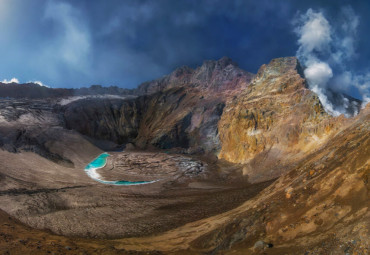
217,57,341,181
62,98,142,144
133,87,226,152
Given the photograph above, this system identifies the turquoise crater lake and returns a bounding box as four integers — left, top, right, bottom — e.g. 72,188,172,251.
84,153,157,186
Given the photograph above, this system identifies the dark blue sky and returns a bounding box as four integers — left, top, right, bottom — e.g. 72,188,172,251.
0,0,369,89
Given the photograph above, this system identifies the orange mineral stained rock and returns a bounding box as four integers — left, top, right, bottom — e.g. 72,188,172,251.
217,57,345,182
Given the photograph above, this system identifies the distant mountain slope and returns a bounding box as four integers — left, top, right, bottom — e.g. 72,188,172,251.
0,83,134,99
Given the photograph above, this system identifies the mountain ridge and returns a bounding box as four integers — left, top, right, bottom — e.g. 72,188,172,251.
1,56,362,117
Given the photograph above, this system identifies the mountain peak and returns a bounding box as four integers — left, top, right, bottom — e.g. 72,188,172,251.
190,57,253,93
256,57,300,79
137,57,254,95
200,56,238,71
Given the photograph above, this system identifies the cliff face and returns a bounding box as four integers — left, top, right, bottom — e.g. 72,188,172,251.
134,87,226,152
62,98,143,144
217,57,343,181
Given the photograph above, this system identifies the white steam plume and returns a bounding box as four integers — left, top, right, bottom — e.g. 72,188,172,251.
294,7,370,116
296,9,331,57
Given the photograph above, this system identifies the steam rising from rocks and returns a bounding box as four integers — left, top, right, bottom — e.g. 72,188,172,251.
295,7,369,116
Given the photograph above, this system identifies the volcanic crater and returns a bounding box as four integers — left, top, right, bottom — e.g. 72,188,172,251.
0,57,368,255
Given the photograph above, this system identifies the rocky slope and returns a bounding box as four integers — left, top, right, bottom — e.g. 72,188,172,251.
186,103,370,255
218,57,340,182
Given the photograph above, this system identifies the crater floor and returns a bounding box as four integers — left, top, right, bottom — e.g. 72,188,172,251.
0,149,272,239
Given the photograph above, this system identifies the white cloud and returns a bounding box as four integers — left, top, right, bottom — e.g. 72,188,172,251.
1,78,19,84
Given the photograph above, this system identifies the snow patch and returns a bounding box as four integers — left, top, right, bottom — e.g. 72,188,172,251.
58,95,134,105
1,78,19,84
